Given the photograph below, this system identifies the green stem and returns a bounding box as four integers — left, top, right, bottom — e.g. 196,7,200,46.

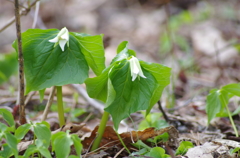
116,131,131,154
220,94,239,137
91,111,109,151
225,103,239,137
56,86,65,127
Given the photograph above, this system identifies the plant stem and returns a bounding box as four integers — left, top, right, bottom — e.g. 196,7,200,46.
220,94,239,137
56,86,65,127
15,0,26,125
116,131,131,154
225,103,239,137
91,111,109,151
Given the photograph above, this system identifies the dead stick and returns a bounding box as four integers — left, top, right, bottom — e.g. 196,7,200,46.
0,0,39,33
157,100,169,123
15,0,26,124
41,86,56,122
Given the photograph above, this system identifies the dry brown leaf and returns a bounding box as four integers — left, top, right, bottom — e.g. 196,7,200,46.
82,126,179,149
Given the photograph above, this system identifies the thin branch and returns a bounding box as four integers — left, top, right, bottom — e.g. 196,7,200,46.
0,0,39,33
70,84,104,114
157,100,169,123
15,0,26,124
32,1,40,28
41,87,56,122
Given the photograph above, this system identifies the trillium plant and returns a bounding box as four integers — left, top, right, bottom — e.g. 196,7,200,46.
13,27,171,150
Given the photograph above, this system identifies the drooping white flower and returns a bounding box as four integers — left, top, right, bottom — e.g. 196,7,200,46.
49,27,69,51
129,56,146,81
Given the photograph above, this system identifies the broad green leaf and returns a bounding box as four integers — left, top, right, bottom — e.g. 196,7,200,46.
72,33,105,76
51,131,66,151
41,121,51,129
175,141,194,156
38,147,52,158
222,83,240,97
5,133,18,157
86,42,171,130
53,131,73,158
111,41,136,64
23,145,37,158
71,134,82,156
0,53,18,84
39,89,46,102
85,66,112,102
13,29,89,94
105,60,159,129
36,139,52,158
106,78,116,106
0,108,15,128
0,123,8,134
117,41,128,53
206,89,222,124
145,147,170,158
140,61,171,115
15,123,31,140
33,123,51,147
0,144,13,158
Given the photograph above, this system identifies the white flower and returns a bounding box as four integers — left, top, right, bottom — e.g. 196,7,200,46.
49,27,69,51
129,56,146,81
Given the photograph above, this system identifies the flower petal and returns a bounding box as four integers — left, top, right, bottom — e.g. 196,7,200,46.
59,39,67,51
129,56,146,81
49,36,59,43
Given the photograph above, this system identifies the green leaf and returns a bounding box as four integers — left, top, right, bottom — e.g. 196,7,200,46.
52,131,73,158
36,139,52,158
232,106,240,116
111,41,136,64
23,145,37,158
85,66,112,102
0,123,8,135
39,89,46,102
222,83,240,97
230,147,240,154
0,144,13,158
131,140,151,150
206,89,223,124
131,148,149,156
5,133,18,157
145,147,170,158
51,131,66,151
0,53,18,85
175,141,194,156
13,29,89,94
71,134,82,156
147,132,169,144
0,108,15,128
15,123,31,140
86,42,171,130
33,122,51,147
105,60,159,129
72,33,105,76
140,61,171,115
